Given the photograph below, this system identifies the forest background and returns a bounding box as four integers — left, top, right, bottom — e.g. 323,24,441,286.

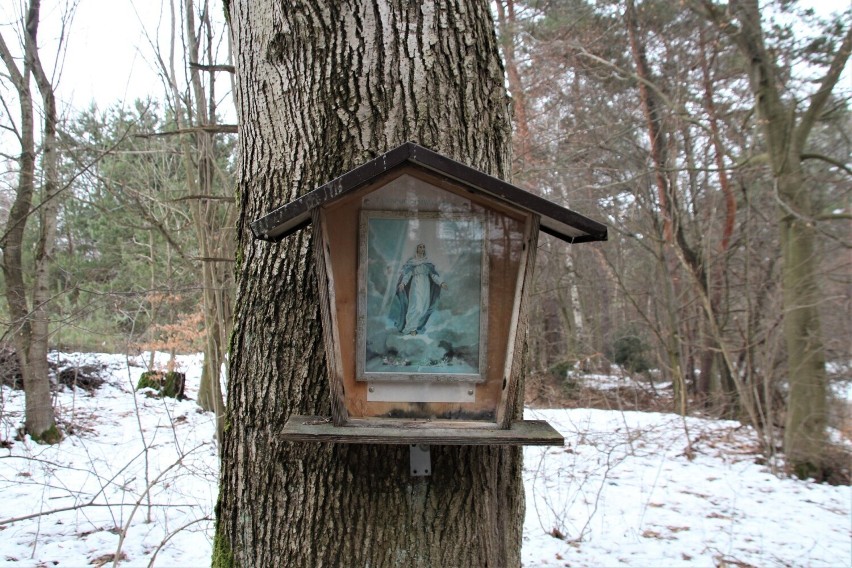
0,0,849,481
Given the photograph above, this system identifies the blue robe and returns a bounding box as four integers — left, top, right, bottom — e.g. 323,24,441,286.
391,257,442,334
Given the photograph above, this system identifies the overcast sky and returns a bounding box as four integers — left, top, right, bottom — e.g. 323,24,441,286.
54,1,172,110
0,0,232,118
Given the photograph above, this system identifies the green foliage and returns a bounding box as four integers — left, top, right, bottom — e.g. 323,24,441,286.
47,99,237,350
611,333,651,374
50,313,129,353
548,360,574,378
546,360,578,393
792,460,821,481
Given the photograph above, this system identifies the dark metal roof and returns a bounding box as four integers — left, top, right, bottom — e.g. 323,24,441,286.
250,142,607,244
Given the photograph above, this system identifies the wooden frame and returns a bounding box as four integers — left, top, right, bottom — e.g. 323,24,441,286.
280,415,564,446
355,210,489,384
312,208,349,425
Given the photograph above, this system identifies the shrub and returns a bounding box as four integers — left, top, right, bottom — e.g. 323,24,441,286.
611,334,651,374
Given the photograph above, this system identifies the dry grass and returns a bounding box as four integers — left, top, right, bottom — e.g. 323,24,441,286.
525,369,676,413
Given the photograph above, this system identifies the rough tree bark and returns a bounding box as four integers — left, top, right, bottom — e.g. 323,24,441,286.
0,0,60,443
215,1,523,567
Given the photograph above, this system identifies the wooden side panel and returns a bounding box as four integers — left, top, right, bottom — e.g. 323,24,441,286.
311,209,349,425
496,215,540,429
320,192,366,417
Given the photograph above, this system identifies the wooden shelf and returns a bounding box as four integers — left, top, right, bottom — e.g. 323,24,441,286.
280,415,564,446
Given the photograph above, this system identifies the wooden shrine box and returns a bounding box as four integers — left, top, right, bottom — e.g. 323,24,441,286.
252,143,606,447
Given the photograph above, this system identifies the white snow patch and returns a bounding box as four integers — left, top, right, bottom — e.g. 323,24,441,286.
0,353,849,567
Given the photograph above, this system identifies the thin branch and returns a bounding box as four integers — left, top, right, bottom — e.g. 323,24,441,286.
794,25,852,149
0,92,22,143
772,180,852,248
0,501,205,525
168,194,235,203
145,516,213,568
134,124,238,138
815,213,852,221
800,152,852,175
0,30,27,92
188,61,234,73
190,256,235,263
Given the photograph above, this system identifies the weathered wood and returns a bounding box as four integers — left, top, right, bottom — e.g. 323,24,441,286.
312,208,349,426
282,415,564,446
497,215,540,429
345,417,500,430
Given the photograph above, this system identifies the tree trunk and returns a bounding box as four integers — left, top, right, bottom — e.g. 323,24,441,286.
697,0,851,477
0,0,59,443
625,0,699,414
495,0,531,167
215,1,522,567
778,165,827,477
158,0,233,436
184,0,233,439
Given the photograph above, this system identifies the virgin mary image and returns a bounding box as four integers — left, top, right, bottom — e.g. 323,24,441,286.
392,243,448,335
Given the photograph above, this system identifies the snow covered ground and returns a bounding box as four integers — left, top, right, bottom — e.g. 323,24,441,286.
522,408,850,567
1,352,217,567
0,353,849,567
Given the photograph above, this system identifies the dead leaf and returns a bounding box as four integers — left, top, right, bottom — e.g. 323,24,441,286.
90,552,127,567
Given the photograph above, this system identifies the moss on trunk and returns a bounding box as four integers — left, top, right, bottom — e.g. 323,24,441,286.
137,371,186,399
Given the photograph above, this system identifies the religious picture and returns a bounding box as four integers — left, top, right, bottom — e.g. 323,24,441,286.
357,211,488,382
393,242,447,335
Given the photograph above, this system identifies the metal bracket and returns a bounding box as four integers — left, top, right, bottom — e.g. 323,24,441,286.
409,444,431,476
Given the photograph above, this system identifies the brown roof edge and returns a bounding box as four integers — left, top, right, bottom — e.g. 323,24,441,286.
250,142,607,244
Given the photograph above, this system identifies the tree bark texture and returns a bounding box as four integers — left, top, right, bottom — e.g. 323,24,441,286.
216,2,522,567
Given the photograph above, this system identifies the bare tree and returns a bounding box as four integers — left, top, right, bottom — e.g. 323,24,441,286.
0,0,72,443
136,0,235,436
172,0,234,438
691,0,852,478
